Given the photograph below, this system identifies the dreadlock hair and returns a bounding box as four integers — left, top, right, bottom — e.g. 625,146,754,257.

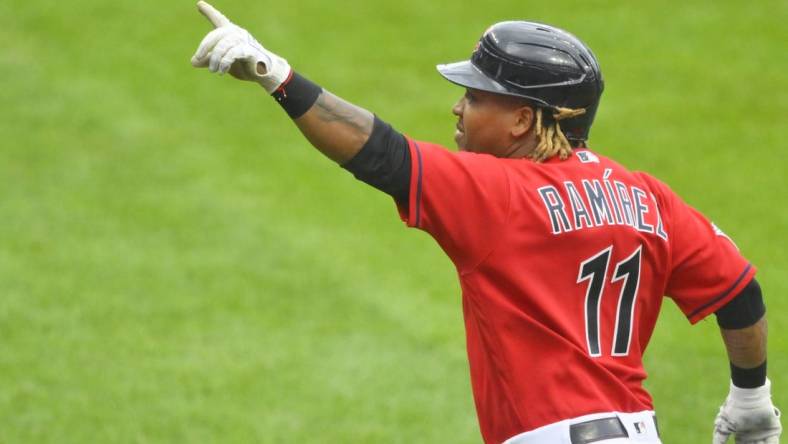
527,107,587,163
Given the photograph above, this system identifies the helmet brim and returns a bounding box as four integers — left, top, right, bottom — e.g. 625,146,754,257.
437,61,551,107
436,61,512,95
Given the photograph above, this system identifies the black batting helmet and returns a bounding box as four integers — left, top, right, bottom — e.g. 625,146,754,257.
437,21,604,143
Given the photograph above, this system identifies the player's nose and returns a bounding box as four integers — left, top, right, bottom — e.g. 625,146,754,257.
452,96,464,116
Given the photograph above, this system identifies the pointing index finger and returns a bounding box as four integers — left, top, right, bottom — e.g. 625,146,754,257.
197,1,231,28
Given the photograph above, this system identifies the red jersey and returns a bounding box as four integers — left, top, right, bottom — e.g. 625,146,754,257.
397,140,755,444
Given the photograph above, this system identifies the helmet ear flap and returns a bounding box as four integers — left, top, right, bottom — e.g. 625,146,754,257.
558,99,601,143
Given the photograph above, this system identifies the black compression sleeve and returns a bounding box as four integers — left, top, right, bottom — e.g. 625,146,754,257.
341,116,411,206
715,278,766,329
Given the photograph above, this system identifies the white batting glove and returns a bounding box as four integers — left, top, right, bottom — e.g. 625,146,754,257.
713,379,782,444
190,1,291,93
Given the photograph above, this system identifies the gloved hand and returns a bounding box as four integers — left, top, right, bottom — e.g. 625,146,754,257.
190,1,291,93
713,378,782,444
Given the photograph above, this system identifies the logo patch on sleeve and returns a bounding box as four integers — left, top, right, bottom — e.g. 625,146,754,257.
712,222,739,250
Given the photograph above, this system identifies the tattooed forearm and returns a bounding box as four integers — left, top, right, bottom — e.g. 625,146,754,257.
293,90,375,164
721,316,768,368
313,91,374,134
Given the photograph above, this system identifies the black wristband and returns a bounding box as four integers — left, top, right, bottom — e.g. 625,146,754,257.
731,361,767,389
271,72,323,119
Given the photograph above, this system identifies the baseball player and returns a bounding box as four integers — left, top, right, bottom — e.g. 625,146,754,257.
190,2,781,443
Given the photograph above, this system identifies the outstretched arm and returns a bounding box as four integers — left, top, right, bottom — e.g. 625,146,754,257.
190,1,410,203
190,1,373,164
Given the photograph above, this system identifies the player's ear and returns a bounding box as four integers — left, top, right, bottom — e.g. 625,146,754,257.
511,105,535,138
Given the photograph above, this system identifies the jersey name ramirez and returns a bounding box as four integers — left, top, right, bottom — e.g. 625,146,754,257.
536,168,668,240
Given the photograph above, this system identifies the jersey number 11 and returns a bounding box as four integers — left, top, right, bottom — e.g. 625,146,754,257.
577,245,643,357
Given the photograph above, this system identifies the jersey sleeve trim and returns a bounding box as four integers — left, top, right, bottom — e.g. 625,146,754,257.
397,138,423,228
414,141,423,227
687,264,756,324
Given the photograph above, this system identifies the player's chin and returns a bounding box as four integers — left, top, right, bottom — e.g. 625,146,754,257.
455,130,467,151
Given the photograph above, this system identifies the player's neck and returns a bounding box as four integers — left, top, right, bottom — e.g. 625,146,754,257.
501,131,538,159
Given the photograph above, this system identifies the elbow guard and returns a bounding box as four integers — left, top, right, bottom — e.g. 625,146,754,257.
715,278,766,329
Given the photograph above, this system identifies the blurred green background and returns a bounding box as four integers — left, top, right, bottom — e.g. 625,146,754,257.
1,0,786,442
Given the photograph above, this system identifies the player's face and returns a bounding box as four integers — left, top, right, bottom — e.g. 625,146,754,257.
452,89,528,156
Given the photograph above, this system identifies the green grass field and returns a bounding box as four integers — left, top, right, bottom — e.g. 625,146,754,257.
1,0,786,442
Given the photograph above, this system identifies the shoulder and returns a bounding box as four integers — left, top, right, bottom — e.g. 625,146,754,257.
583,149,674,197
629,171,677,207
410,139,511,177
